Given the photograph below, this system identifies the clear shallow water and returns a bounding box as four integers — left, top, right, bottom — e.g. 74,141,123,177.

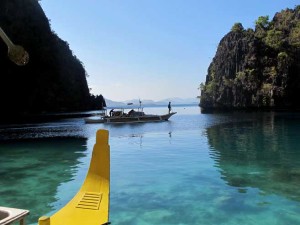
0,106,300,224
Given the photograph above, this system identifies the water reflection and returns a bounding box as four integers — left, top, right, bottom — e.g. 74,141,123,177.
0,138,88,224
206,112,300,201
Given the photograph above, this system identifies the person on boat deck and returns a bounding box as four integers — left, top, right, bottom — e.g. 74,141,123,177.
168,102,172,114
109,109,114,117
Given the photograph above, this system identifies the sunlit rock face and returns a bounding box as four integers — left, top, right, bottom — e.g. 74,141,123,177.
200,6,300,111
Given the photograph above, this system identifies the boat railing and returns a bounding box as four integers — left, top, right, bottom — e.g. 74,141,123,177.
0,206,30,225
107,107,144,117
111,111,123,117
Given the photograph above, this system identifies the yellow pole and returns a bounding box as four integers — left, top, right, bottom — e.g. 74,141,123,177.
38,216,50,225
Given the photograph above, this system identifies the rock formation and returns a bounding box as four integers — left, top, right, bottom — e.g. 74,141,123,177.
200,6,300,111
0,0,105,119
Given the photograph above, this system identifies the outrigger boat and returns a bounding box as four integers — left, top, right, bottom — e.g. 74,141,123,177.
38,129,110,225
1,130,110,225
85,108,177,124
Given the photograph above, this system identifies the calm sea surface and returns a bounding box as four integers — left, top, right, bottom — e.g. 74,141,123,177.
1,105,300,225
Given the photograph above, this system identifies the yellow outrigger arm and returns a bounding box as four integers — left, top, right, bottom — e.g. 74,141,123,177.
38,129,110,225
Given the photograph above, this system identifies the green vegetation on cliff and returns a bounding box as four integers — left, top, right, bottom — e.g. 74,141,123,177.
200,5,300,111
0,0,105,118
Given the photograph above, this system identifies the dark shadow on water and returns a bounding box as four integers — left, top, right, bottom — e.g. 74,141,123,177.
206,112,300,201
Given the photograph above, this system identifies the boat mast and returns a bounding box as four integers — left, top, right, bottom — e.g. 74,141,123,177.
138,99,143,112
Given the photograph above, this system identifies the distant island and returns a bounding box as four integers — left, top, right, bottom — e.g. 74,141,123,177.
200,5,300,112
105,97,199,108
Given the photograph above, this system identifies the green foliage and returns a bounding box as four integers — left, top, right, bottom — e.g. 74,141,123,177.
231,23,244,32
246,69,256,78
277,52,291,66
264,29,284,50
235,71,246,83
255,16,270,29
254,16,270,39
290,21,300,47
277,51,288,59
223,78,234,87
202,80,218,98
262,67,277,80
261,83,273,106
277,51,292,73
276,9,295,30
198,82,205,91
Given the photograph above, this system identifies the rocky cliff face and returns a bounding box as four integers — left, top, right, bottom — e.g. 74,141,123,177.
200,6,300,111
0,0,91,116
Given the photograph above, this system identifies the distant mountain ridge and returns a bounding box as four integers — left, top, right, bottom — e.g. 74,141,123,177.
105,97,199,107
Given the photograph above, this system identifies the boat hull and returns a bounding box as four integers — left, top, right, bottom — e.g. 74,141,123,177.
85,112,176,124
38,130,110,225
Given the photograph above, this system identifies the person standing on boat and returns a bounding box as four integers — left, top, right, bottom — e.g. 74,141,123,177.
168,102,172,114
109,109,114,117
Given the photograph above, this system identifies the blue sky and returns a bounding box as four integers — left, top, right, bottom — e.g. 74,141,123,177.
40,0,298,101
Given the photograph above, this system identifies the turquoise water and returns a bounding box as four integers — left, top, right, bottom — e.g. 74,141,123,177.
0,106,300,224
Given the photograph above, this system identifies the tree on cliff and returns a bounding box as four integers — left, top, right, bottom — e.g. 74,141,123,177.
200,5,300,111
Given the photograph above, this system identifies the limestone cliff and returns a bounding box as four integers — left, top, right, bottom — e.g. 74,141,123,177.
200,6,300,111
0,0,102,117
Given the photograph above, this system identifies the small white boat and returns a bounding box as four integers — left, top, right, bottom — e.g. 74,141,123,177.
85,108,176,124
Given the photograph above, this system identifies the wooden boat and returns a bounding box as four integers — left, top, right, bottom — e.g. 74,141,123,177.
85,108,177,124
38,129,110,225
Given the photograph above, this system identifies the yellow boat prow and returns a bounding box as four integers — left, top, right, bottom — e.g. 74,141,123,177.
39,129,110,225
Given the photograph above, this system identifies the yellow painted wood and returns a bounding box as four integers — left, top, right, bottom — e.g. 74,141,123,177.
38,129,110,225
